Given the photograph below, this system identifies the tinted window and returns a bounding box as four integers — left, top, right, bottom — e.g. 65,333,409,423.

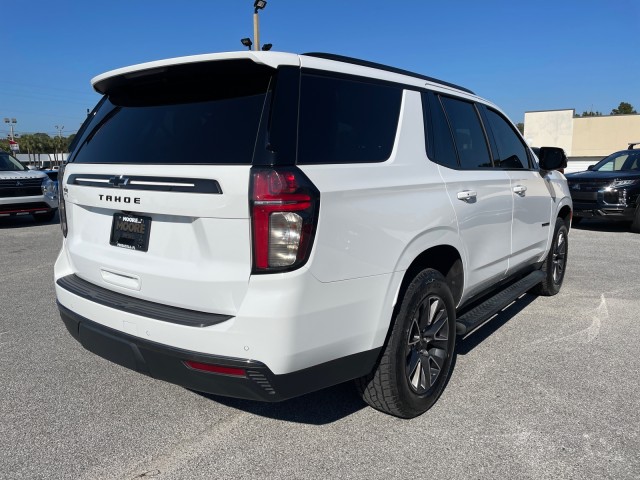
73,62,272,164
593,151,640,172
298,74,402,164
422,93,458,169
0,152,26,171
440,97,492,169
485,109,528,169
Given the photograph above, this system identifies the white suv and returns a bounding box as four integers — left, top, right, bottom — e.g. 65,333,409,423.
54,51,572,418
1,151,58,222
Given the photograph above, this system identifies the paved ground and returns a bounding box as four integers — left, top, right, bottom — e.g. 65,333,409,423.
1,214,639,480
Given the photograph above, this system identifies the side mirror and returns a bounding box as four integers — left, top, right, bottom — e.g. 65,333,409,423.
587,165,595,171
538,147,567,171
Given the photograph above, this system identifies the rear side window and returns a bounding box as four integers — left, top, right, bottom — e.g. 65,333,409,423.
297,74,402,164
422,93,458,169
72,61,273,164
440,96,492,169
485,109,529,169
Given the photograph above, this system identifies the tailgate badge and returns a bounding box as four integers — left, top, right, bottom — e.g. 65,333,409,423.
109,175,130,188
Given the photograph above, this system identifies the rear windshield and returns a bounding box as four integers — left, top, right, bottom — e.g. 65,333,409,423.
72,60,273,165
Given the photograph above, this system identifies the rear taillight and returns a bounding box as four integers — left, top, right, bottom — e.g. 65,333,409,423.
250,167,320,273
59,164,68,237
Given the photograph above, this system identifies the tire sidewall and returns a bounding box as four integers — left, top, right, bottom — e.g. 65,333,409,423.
547,219,569,294
391,270,457,416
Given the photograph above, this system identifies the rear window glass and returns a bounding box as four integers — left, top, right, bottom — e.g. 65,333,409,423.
440,96,492,169
298,74,402,164
422,93,459,169
72,61,273,164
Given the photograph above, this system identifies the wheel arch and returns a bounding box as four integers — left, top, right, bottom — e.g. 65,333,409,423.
396,245,464,308
372,227,465,350
558,203,572,229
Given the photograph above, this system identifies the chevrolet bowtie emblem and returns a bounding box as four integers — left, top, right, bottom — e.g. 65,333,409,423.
108,175,130,188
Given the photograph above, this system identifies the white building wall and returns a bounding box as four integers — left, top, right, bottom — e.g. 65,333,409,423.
523,109,575,155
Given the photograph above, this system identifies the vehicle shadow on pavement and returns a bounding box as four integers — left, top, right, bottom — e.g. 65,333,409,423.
197,381,368,425
571,219,631,233
0,211,59,229
456,293,538,356
199,293,543,423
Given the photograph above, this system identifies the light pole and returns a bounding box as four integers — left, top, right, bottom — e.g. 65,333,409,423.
4,118,19,154
241,2,272,51
54,125,64,167
4,117,17,141
253,1,266,51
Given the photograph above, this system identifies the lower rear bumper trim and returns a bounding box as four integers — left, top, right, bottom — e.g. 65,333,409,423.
58,302,381,402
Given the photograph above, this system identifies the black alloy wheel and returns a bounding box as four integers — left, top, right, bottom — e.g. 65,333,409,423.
551,228,567,286
356,268,456,418
533,216,569,296
405,295,449,394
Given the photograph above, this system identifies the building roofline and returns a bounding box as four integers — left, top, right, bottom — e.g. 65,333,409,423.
524,109,575,114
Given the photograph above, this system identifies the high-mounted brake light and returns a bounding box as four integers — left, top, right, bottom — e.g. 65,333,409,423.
250,167,320,273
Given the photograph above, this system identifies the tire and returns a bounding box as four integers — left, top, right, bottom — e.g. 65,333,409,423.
533,217,568,296
33,210,56,223
356,268,456,419
630,205,640,233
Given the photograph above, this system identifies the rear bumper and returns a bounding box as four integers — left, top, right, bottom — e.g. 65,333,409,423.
58,302,380,402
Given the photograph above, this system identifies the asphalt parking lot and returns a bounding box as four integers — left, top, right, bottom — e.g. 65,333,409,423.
1,214,639,480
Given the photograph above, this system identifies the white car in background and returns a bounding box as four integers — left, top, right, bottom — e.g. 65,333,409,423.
0,151,58,222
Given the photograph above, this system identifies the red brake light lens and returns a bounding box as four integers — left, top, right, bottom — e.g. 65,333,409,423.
250,167,320,272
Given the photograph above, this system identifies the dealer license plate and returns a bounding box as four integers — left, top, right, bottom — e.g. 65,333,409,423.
109,213,151,252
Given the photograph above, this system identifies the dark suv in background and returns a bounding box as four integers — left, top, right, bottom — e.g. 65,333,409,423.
566,147,640,232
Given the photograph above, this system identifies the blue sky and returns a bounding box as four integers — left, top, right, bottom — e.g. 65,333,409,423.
2,0,639,137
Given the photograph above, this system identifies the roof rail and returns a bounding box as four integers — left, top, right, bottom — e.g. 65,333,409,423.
302,52,475,95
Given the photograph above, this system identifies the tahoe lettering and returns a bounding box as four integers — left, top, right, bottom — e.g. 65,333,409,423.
98,194,140,204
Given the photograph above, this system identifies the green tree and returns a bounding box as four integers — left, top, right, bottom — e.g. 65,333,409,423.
50,135,62,166
578,110,602,117
66,133,76,150
611,102,637,115
516,122,524,134
32,133,54,153
19,134,38,164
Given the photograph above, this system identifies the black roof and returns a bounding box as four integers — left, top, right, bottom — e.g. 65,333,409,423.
303,52,475,95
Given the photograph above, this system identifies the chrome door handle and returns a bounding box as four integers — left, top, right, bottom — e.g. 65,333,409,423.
457,190,477,202
513,185,527,196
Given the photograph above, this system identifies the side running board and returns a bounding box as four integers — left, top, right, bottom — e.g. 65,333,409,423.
456,270,545,336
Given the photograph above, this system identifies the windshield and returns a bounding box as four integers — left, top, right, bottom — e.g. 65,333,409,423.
0,152,27,171
592,151,640,172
